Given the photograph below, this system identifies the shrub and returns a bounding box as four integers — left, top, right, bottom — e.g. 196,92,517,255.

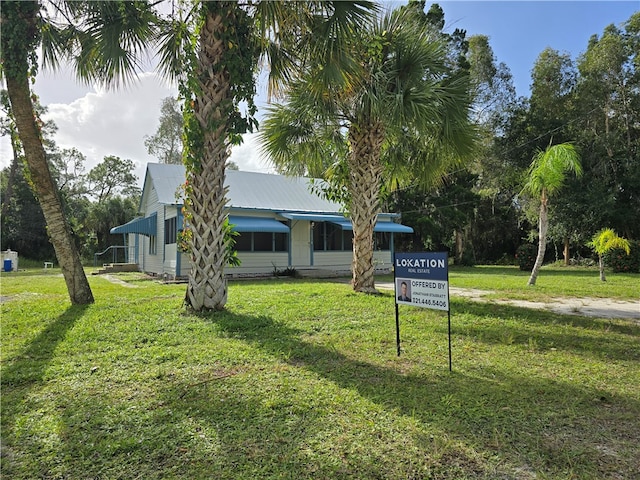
604,240,640,273
516,243,537,271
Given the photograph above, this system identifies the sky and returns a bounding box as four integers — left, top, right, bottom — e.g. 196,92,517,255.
1,1,638,187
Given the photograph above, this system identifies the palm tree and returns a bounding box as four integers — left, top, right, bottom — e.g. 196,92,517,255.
4,1,373,310
154,1,375,310
588,228,630,282
1,1,158,304
523,142,582,286
260,7,476,293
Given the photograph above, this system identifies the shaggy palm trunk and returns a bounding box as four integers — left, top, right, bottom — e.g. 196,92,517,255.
348,123,385,293
184,9,233,311
528,191,548,286
6,76,94,304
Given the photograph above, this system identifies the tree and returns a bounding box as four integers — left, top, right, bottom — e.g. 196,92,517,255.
573,13,640,240
588,228,630,282
144,96,183,164
87,156,140,202
523,142,582,286
1,1,157,304
155,1,375,310
0,161,53,260
260,6,476,292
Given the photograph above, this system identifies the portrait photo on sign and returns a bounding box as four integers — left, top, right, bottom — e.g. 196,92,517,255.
396,279,412,303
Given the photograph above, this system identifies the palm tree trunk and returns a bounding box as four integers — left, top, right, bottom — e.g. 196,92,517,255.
598,255,607,282
527,192,548,286
5,75,94,304
347,123,384,293
184,7,233,311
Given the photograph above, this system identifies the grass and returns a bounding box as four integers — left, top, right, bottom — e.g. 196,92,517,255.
1,267,639,479
379,264,639,301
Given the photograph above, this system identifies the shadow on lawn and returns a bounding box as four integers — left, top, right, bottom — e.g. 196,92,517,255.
450,300,640,362
2,305,88,389
1,305,88,469
160,309,640,479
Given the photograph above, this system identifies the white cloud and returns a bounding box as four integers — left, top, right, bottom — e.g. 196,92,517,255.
1,71,273,187
43,72,177,183
229,131,275,174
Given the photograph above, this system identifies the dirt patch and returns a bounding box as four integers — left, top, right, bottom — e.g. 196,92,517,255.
377,283,640,321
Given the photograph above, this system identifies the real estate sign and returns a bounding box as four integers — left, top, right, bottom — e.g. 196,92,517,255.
394,252,449,311
393,252,452,369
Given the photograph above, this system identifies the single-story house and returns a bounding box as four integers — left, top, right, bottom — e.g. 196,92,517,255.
110,163,412,278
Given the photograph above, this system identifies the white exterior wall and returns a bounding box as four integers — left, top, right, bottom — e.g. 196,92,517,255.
178,252,191,276
313,251,352,268
373,250,393,272
227,252,290,276
139,186,163,275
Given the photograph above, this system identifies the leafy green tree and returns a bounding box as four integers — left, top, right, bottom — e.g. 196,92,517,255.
260,7,476,293
144,96,183,164
572,13,640,240
87,156,140,203
588,228,630,281
523,142,582,286
1,1,157,304
86,196,138,258
0,162,53,260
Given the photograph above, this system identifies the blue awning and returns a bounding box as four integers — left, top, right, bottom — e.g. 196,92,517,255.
110,213,157,236
278,212,412,233
228,216,289,233
374,222,414,233
332,220,413,234
279,212,348,223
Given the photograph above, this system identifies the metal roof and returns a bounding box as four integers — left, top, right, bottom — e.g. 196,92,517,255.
145,163,343,214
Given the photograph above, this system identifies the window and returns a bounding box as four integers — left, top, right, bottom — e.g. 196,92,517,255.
235,233,252,252
253,232,273,251
234,232,289,252
165,217,177,244
149,235,157,255
313,222,352,251
274,233,287,252
374,232,391,250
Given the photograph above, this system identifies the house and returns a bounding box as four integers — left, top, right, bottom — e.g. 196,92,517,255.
110,163,412,278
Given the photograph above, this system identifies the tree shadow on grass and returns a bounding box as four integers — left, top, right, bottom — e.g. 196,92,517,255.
158,310,640,479
450,299,640,362
1,305,88,471
2,304,88,389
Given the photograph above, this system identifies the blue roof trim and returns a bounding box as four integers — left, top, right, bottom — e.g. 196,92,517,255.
228,216,290,233
332,220,413,234
279,212,347,222
374,222,413,233
110,213,157,236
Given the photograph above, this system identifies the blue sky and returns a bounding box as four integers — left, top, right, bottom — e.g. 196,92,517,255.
1,1,638,179
431,1,638,97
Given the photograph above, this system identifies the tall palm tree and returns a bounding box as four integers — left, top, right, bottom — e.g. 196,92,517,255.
260,7,477,293
155,1,375,310
1,1,157,304
523,142,582,286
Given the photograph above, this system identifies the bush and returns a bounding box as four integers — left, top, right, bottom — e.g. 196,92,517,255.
604,240,640,273
516,243,537,271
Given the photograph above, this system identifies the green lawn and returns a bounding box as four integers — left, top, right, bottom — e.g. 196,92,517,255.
1,267,639,479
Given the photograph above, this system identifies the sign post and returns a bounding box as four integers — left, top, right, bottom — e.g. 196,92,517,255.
393,252,452,371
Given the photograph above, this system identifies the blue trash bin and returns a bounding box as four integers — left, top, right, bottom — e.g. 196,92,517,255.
3,259,12,272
